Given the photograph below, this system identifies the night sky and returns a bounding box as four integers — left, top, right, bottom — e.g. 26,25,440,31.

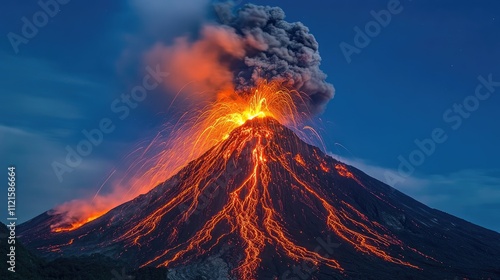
1,0,499,232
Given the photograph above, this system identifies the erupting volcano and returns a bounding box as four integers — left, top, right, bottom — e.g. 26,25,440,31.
10,2,500,279
18,116,500,279
13,5,500,279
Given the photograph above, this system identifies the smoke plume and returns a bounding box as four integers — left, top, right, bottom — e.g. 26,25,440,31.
149,3,334,115
51,2,335,230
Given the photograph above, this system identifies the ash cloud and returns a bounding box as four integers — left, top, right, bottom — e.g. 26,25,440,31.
222,4,335,114
149,3,334,116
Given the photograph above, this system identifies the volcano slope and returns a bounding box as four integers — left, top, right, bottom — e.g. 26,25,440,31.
19,117,500,279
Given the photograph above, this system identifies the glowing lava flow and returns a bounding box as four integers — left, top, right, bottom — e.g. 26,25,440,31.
50,80,306,233
105,117,432,280
126,122,343,279
51,214,103,233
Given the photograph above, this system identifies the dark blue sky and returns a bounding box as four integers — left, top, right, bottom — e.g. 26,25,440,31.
1,0,499,232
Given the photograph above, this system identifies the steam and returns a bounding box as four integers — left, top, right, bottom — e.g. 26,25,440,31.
150,3,334,115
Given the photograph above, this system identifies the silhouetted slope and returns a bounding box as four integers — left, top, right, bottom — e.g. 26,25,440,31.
1,222,135,280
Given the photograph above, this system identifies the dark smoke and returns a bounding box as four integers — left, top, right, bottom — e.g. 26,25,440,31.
217,3,334,115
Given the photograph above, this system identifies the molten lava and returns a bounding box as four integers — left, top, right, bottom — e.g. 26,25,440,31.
52,213,103,233
50,80,306,233
47,81,436,280
97,117,431,280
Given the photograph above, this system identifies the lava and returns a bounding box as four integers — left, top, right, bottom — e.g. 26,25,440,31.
105,116,431,279
50,80,307,233
49,82,433,279
52,212,105,233
127,122,343,279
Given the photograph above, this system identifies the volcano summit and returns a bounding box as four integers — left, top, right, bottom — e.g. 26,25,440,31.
19,118,500,279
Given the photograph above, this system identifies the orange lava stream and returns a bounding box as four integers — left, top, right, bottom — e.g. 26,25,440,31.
118,123,429,279
134,126,343,279
277,156,422,269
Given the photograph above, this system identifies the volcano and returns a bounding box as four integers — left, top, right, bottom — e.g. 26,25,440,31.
19,117,500,279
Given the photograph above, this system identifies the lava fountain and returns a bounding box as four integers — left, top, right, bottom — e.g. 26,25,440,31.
50,80,310,233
